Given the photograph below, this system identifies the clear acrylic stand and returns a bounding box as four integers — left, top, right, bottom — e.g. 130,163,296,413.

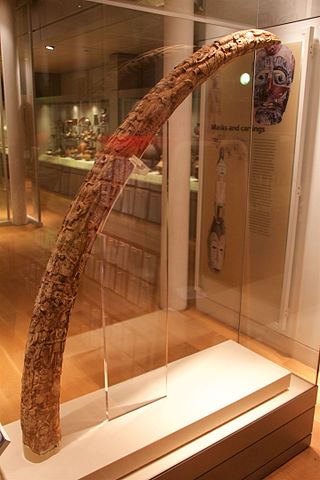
94,154,168,419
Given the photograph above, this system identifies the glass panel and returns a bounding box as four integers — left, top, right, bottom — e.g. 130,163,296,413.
33,2,164,187
239,26,320,385
97,130,167,419
98,204,168,418
0,44,10,224
192,20,320,387
195,28,254,343
90,0,259,25
204,0,258,25
258,0,318,27
30,0,168,415
241,41,301,328
74,144,168,419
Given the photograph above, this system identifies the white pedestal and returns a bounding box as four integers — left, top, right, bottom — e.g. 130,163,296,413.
0,341,293,480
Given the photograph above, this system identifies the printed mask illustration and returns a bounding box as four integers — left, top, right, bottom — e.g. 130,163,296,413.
208,148,227,273
254,44,295,125
208,225,226,272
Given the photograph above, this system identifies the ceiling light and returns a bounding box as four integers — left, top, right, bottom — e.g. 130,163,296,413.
240,72,250,85
45,45,55,51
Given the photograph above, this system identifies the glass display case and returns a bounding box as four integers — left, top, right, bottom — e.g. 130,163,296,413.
1,1,320,479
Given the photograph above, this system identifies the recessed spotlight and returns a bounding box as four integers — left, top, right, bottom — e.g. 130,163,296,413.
45,45,55,51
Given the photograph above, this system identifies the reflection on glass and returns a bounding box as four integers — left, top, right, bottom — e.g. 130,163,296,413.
258,0,320,27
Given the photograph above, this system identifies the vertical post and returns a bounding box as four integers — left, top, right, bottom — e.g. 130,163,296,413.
163,0,194,310
25,0,41,224
279,27,314,330
0,0,27,225
0,62,10,222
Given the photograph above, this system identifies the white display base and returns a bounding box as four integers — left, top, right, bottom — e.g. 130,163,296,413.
0,341,291,480
125,375,316,480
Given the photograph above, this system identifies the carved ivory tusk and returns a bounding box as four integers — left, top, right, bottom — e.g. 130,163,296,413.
21,29,279,455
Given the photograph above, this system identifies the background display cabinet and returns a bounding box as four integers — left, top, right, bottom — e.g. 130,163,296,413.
37,97,110,196
37,99,110,160
36,98,198,232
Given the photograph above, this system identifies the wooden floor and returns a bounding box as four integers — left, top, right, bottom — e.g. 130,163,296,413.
0,190,319,479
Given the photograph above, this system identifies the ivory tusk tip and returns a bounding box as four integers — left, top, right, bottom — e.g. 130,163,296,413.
247,29,281,45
